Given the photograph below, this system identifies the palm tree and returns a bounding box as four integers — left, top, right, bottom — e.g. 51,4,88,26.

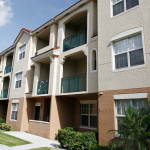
109,107,150,150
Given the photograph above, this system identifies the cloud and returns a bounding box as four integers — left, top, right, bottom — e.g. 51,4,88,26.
0,0,13,27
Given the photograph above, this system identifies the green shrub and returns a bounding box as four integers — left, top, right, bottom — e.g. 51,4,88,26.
4,124,12,131
0,118,5,124
0,123,5,130
0,123,12,131
57,127,98,150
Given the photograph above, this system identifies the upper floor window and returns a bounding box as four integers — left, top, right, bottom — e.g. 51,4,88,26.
112,0,139,16
113,33,145,70
15,72,22,88
19,44,26,60
91,49,97,72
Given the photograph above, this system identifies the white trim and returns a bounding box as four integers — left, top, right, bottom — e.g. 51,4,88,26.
29,120,49,124
110,27,143,42
90,48,98,73
80,126,97,130
114,93,148,100
80,100,97,104
12,100,19,103
35,102,41,106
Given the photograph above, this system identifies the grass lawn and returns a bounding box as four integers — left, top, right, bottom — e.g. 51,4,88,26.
0,131,31,147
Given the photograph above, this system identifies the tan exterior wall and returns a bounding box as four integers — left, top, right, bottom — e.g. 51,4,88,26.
98,87,150,145
98,0,150,91
28,121,50,138
6,98,28,131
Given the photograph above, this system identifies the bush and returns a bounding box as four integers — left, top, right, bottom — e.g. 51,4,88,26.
57,127,98,150
4,124,12,131
0,118,5,124
0,123,12,131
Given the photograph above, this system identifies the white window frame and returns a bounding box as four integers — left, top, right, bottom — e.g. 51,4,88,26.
15,72,23,89
111,27,146,72
80,100,97,130
11,101,19,121
18,44,26,61
111,0,139,17
90,48,98,73
115,98,148,130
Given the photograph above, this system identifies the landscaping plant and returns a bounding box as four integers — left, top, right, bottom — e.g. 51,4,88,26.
109,106,150,150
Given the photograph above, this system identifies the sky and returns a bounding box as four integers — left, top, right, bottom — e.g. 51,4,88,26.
0,0,79,52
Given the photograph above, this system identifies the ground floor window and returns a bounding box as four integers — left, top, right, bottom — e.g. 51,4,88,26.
115,99,147,130
11,103,19,120
80,102,97,129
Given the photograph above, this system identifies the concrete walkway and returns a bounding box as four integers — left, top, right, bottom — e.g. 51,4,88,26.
0,131,60,150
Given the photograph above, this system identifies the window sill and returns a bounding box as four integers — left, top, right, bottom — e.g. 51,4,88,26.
29,120,49,124
112,64,146,73
10,119,17,122
80,126,97,130
111,5,139,19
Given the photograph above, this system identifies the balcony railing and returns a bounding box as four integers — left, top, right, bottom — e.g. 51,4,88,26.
61,74,86,93
0,89,8,99
63,29,87,52
4,65,12,74
37,80,48,95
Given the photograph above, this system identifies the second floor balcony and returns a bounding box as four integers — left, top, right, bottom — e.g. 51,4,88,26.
4,65,12,74
63,29,87,52
61,74,86,93
37,80,49,95
0,89,8,99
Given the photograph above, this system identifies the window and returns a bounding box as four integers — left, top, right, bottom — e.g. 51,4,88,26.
11,103,19,120
91,49,97,72
19,44,26,60
80,103,97,129
112,0,139,16
115,99,147,130
15,72,22,88
113,33,144,70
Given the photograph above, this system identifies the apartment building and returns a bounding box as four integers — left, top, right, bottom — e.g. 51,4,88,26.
0,0,149,146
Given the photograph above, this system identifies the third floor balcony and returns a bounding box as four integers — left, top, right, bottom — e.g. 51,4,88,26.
4,64,12,74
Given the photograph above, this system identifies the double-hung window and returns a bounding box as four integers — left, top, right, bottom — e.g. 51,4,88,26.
112,0,139,16
19,44,26,60
113,33,144,70
11,103,19,120
80,103,97,129
115,99,147,130
15,72,22,88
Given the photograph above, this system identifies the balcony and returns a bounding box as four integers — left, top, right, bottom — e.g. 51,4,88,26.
0,89,8,99
37,80,48,95
61,74,86,93
63,29,87,52
4,65,11,74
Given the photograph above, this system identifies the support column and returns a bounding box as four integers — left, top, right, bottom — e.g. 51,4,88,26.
48,56,58,95
49,24,58,49
32,63,41,96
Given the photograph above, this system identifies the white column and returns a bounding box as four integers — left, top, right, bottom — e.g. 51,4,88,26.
48,56,58,95
49,24,58,49
32,63,41,96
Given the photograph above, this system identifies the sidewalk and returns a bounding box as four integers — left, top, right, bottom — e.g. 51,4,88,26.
0,131,60,150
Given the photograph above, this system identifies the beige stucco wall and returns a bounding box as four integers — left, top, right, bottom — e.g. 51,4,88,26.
98,0,150,91
9,32,32,98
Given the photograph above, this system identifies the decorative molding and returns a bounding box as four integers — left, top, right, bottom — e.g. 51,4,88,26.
114,93,148,100
49,55,54,62
60,57,66,65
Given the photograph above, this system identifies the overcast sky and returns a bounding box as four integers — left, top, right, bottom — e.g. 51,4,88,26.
0,0,79,52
